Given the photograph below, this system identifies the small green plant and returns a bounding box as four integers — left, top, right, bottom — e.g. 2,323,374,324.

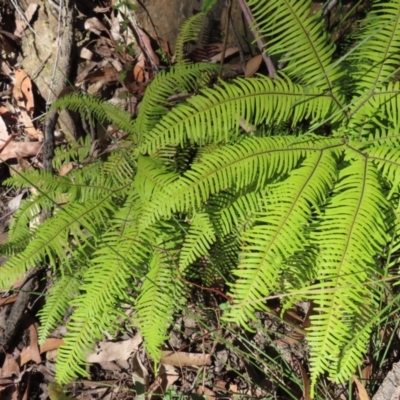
2,1,400,397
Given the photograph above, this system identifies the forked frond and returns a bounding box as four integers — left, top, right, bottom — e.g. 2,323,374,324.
138,136,310,228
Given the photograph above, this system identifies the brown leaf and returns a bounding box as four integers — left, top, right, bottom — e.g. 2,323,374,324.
27,324,41,364
86,334,142,363
13,69,34,116
0,295,18,307
19,111,42,140
245,54,263,77
0,141,42,163
58,163,74,176
135,26,160,66
1,354,19,378
209,47,239,63
353,376,371,400
21,337,64,366
160,351,211,367
147,364,179,400
293,357,311,400
84,17,107,36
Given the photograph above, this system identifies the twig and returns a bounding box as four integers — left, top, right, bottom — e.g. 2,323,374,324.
236,0,276,78
323,0,338,17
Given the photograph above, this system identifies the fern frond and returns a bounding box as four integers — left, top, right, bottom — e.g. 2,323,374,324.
138,76,341,155
52,135,93,171
136,63,219,138
224,150,338,327
37,271,82,343
306,158,390,393
134,156,179,202
52,93,137,141
55,220,152,384
365,145,400,197
179,212,216,270
135,248,185,360
208,190,264,237
139,137,344,228
174,13,205,64
56,306,121,383
349,0,400,93
247,0,345,106
0,195,117,289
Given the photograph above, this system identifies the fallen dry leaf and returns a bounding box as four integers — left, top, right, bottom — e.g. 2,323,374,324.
209,47,239,63
0,295,18,307
13,69,34,116
197,386,215,397
353,376,370,400
86,333,142,363
293,356,311,400
147,364,179,400
160,351,211,367
21,337,64,366
135,26,160,66
84,17,108,36
1,354,19,378
245,54,263,77
28,324,40,363
0,141,42,163
58,163,74,176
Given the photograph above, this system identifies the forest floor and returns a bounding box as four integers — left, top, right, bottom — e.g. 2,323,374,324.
0,0,398,399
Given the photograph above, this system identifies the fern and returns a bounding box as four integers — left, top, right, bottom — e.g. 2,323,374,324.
3,0,400,396
174,12,205,64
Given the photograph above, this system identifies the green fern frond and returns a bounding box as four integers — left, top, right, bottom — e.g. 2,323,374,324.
247,0,345,106
52,93,138,141
52,135,93,171
174,13,205,64
208,190,263,237
138,76,341,155
139,137,339,228
307,158,390,393
136,63,218,138
56,306,121,383
0,195,117,289
224,150,338,327
349,0,400,93
37,271,82,343
135,249,185,360
134,156,179,202
179,212,216,270
365,145,400,196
